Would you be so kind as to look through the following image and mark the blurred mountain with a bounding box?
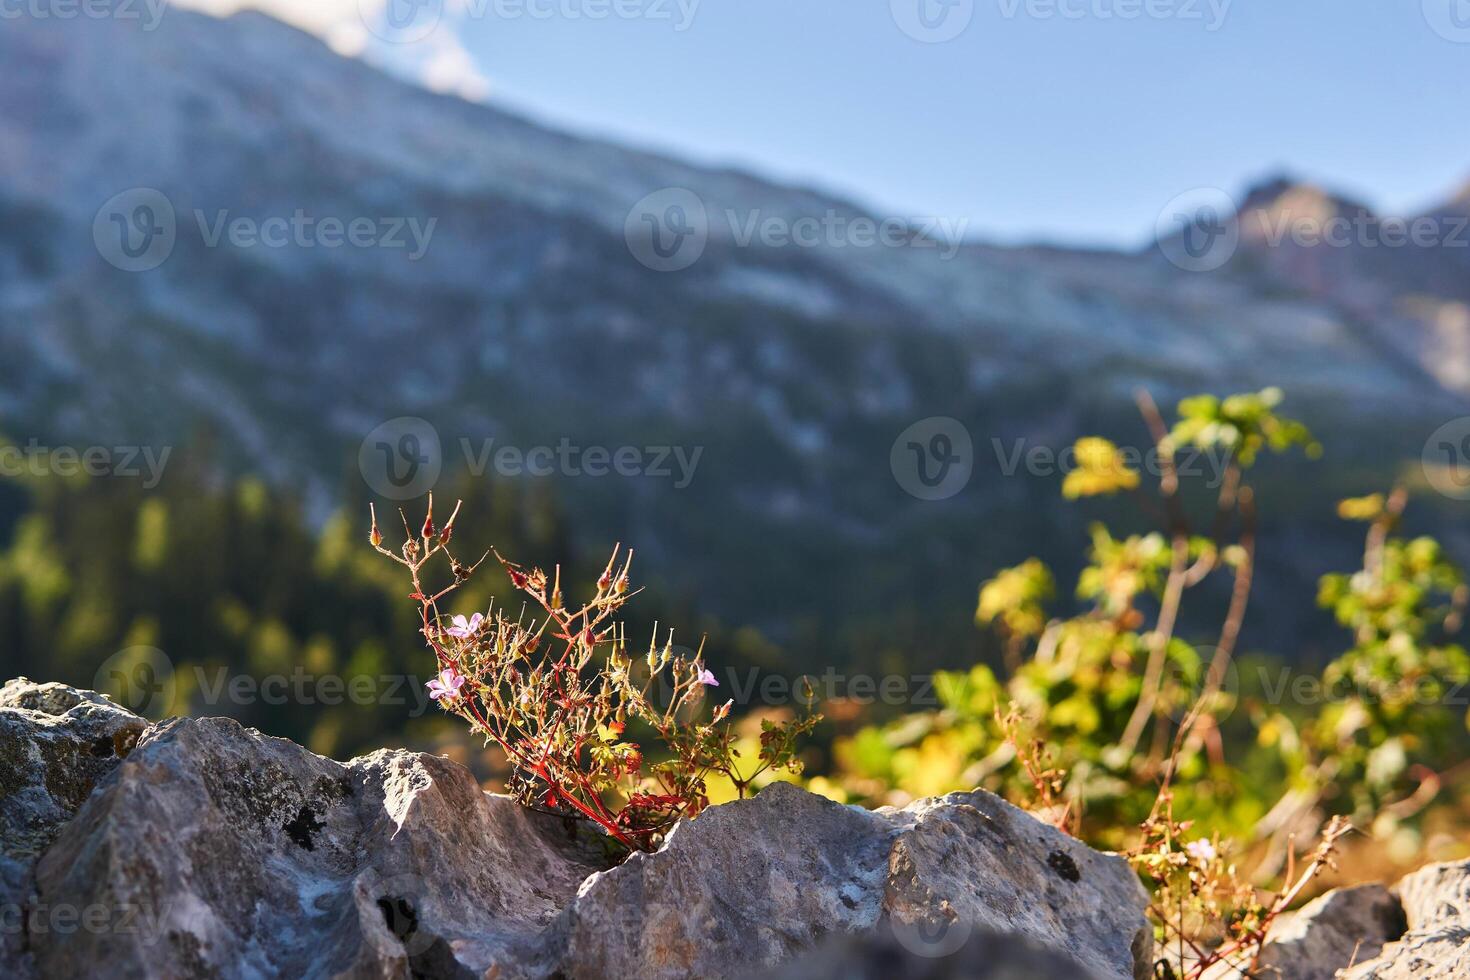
[1,9,1466,671]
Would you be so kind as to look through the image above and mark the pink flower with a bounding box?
[1185,839,1216,862]
[696,668,719,687]
[426,667,467,701]
[445,613,484,639]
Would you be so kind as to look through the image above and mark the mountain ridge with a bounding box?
[1,7,1467,672]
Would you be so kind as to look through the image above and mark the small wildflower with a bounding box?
[1185,838,1217,862]
[696,668,719,687]
[445,613,484,638]
[426,667,467,702]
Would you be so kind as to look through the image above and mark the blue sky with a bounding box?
[456,0,1470,246]
[190,0,1470,247]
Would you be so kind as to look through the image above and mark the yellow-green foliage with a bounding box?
[824,391,1468,870]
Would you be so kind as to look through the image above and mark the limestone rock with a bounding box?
[1251,883,1404,980]
[4,684,1154,980]
[556,783,1152,980]
[757,923,1110,979]
[0,679,149,976]
[28,715,610,979]
[1343,859,1470,979]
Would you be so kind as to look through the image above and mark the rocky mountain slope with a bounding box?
[0,9,1466,667]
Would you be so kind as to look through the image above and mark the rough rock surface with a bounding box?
[3,681,1154,979]
[558,782,1152,980]
[1341,859,1470,979]
[0,678,149,974]
[758,925,1110,979]
[1250,883,1404,980]
[29,714,611,979]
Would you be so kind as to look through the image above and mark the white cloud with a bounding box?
[419,33,492,102]
[170,0,490,99]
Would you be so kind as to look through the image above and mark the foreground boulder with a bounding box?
[1341,859,1470,979]
[2,680,1153,979]
[759,925,1113,979]
[0,679,148,974]
[1250,883,1404,980]
[29,715,610,978]
[560,781,1151,980]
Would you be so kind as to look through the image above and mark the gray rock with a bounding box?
[8,687,1152,980]
[1343,859,1470,979]
[1249,883,1405,980]
[757,923,1110,979]
[557,783,1152,980]
[0,678,149,976]
[28,715,611,979]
